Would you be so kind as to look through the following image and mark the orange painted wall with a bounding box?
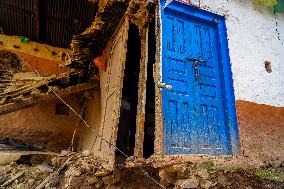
[236,100,284,166]
[0,47,66,74]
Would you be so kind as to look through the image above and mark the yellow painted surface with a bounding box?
[0,34,72,62]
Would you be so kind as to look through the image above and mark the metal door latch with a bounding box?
[186,57,207,80]
[157,83,173,91]
[186,57,207,64]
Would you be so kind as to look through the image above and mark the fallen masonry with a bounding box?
[0,152,283,189]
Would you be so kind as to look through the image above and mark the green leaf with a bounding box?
[255,0,278,6]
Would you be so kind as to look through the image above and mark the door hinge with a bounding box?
[157,83,173,91]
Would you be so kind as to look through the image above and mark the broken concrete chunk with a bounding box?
[45,175,60,188]
[95,179,103,188]
[217,172,230,188]
[176,176,200,189]
[0,175,7,185]
[196,168,209,179]
[15,182,24,189]
[37,162,54,173]
[102,175,113,185]
[85,176,99,185]
[95,169,112,177]
[200,180,215,189]
[159,169,176,184]
[9,161,17,167]
[59,150,72,157]
[65,167,82,177]
[65,175,84,189]
[28,178,36,185]
[81,150,91,157]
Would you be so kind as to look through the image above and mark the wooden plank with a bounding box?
[134,26,149,158]
[0,83,98,116]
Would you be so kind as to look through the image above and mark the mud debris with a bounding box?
[0,152,283,189]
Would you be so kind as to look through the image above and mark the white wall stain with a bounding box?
[201,0,284,107]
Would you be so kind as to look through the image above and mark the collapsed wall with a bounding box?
[77,0,156,170]
[0,44,82,151]
[0,97,81,151]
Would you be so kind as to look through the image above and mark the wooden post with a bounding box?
[134,26,149,158]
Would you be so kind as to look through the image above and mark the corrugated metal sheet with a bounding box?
[0,0,36,40]
[0,0,98,48]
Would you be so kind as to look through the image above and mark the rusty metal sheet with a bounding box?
[0,0,98,48]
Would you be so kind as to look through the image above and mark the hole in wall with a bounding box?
[265,61,272,73]
[55,103,69,116]
[116,23,141,163]
[143,19,156,159]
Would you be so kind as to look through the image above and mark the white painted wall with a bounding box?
[200,0,284,107]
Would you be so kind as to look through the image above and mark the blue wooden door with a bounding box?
[162,3,236,155]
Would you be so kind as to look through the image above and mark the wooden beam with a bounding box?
[0,83,98,116]
[134,26,149,158]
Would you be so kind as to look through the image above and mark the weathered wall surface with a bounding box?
[0,96,81,151]
[199,0,284,164]
[78,91,102,151]
[200,0,284,107]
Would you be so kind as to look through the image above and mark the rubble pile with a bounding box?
[158,162,284,189]
[0,152,111,189]
[0,151,283,189]
[0,152,159,189]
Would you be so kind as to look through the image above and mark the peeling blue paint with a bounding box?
[161,0,240,155]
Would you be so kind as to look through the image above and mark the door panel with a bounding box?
[97,18,129,169]
[162,8,230,154]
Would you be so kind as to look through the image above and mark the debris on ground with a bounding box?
[0,138,42,151]
[0,152,283,189]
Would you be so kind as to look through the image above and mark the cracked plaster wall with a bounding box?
[0,96,81,151]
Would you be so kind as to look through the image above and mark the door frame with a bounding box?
[159,1,240,155]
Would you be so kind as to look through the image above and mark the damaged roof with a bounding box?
[0,50,98,115]
[0,0,98,48]
[0,0,156,115]
[1,0,156,69]
[0,82,97,116]
[70,0,155,67]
